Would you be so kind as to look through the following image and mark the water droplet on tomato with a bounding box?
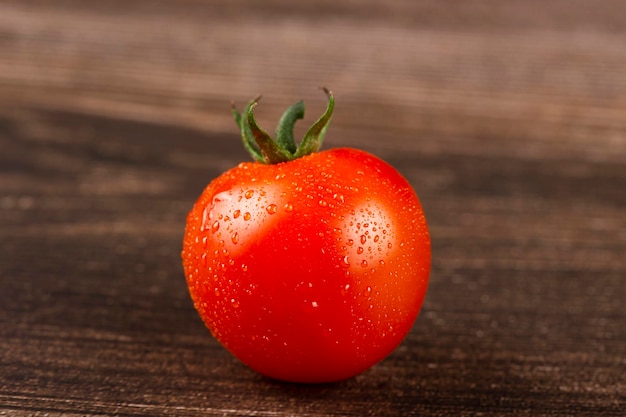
[374,235,380,242]
[333,193,345,203]
[244,190,254,199]
[346,239,354,246]
[361,259,368,268]
[318,200,328,207]
[241,264,248,272]
[243,212,251,221]
[357,247,364,254]
[360,235,367,244]
[233,209,241,219]
[284,203,293,212]
[211,221,220,234]
[266,204,277,214]
[341,255,350,267]
[231,232,239,244]
[340,283,351,296]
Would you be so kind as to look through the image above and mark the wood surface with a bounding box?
[1,1,625,415]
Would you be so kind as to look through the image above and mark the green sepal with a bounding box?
[232,88,335,164]
[275,100,305,154]
[232,98,264,162]
[295,88,334,158]
[247,102,293,164]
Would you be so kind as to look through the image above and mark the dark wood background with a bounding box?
[1,1,624,415]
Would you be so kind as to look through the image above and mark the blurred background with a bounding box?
[3,0,626,158]
[1,1,625,416]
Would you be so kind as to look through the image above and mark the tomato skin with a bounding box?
[182,147,430,383]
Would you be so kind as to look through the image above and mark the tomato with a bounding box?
[182,89,430,383]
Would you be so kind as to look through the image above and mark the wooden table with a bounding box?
[1,1,624,415]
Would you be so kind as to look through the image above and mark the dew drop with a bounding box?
[266,204,278,214]
[360,235,367,244]
[211,221,220,234]
[201,206,211,231]
[318,200,328,207]
[231,232,239,244]
[233,210,241,219]
[244,190,254,199]
[361,259,368,268]
[357,247,364,254]
[374,235,380,242]
[341,255,350,267]
[346,239,354,246]
[379,260,386,266]
[284,203,294,212]
[241,264,248,272]
[341,283,351,295]
[243,212,251,221]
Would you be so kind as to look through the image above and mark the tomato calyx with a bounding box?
[232,88,335,164]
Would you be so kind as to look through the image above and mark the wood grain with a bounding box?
[1,1,625,416]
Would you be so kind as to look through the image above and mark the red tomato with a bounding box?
[182,90,430,383]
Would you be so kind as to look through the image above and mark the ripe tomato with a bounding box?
[182,89,430,383]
